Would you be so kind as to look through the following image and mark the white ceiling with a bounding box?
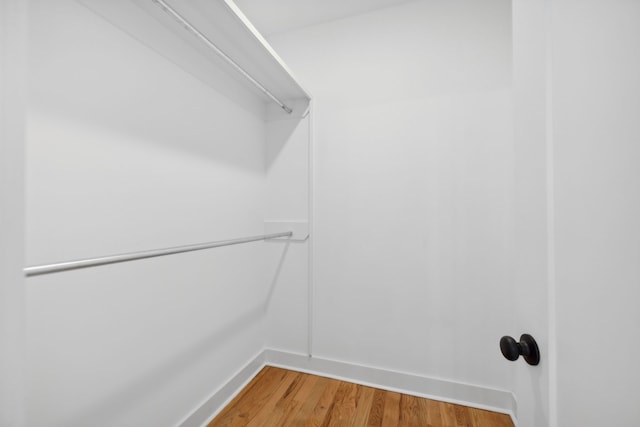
[233,0,419,36]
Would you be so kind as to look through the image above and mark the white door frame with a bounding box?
[0,0,27,425]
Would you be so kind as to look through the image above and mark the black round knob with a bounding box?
[500,336,520,361]
[499,334,540,366]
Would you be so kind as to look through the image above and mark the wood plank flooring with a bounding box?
[208,367,514,427]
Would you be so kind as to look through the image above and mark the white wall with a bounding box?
[0,0,27,426]
[552,1,640,426]
[264,103,310,354]
[25,1,283,425]
[268,0,516,398]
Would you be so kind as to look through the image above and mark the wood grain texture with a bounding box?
[208,367,514,427]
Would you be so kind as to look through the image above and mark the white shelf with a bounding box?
[77,0,311,115]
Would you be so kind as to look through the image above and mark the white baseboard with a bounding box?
[177,351,266,427]
[265,349,517,422]
[179,348,517,427]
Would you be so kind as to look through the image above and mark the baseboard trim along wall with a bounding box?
[177,351,267,427]
[265,350,517,424]
[179,349,517,427]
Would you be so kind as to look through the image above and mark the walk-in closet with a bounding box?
[1,1,639,426]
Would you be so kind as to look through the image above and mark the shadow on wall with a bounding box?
[264,239,291,308]
[62,241,292,427]
[265,100,310,171]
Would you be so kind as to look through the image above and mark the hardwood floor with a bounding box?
[208,366,514,427]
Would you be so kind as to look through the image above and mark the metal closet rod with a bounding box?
[151,0,293,114]
[24,231,292,277]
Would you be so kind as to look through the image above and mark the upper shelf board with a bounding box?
[77,0,311,114]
